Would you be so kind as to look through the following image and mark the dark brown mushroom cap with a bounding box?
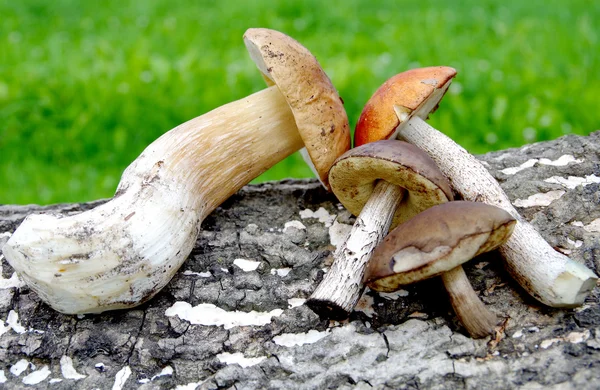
[329,140,453,228]
[243,28,351,190]
[364,201,516,292]
[354,66,457,147]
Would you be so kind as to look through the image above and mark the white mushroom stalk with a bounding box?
[349,66,597,308]
[400,115,598,307]
[309,181,404,318]
[306,140,452,319]
[307,68,459,320]
[3,88,301,314]
[2,28,350,314]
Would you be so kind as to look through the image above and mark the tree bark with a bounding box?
[1,132,599,389]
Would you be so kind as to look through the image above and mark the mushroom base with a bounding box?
[2,86,305,314]
[306,180,405,319]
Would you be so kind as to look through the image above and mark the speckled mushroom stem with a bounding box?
[400,116,598,307]
[441,266,498,338]
[306,181,404,319]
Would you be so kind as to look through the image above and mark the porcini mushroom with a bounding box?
[306,140,452,319]
[355,67,597,307]
[365,201,516,338]
[2,28,350,314]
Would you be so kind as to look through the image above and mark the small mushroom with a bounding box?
[306,139,452,319]
[364,201,516,338]
[2,28,350,314]
[355,67,598,307]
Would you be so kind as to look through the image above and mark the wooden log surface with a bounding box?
[1,131,599,389]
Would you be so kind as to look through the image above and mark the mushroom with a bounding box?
[306,139,452,319]
[355,67,597,307]
[364,201,516,338]
[2,28,350,314]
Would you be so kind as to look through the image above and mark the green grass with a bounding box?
[1,0,598,205]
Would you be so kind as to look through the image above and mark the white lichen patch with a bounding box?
[565,330,590,344]
[0,272,25,290]
[165,301,284,329]
[7,310,25,334]
[377,290,409,300]
[299,207,336,227]
[0,310,26,337]
[270,268,292,277]
[513,190,565,208]
[0,370,6,384]
[540,155,584,166]
[328,220,353,248]
[233,258,261,272]
[10,359,30,376]
[273,329,331,347]
[217,352,266,368]
[112,366,132,390]
[175,382,202,390]
[182,270,212,278]
[539,330,590,349]
[544,174,600,189]
[540,338,561,349]
[22,366,51,385]
[283,220,306,232]
[60,356,86,380]
[138,366,173,384]
[287,298,306,308]
[153,366,173,379]
[583,218,600,233]
[501,155,583,175]
[566,238,583,248]
[501,159,537,175]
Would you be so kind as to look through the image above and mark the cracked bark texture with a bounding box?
[1,131,600,389]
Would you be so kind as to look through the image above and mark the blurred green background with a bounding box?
[1,0,598,205]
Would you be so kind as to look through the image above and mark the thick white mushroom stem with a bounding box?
[307,181,404,319]
[441,266,497,338]
[3,86,304,314]
[400,115,598,307]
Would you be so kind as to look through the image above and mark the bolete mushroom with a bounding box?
[306,139,452,319]
[2,28,350,314]
[364,201,516,338]
[355,67,598,307]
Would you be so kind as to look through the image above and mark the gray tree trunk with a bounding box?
[1,131,599,389]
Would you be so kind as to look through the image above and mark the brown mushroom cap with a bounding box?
[329,140,453,228]
[364,201,516,292]
[354,67,457,147]
[243,28,350,190]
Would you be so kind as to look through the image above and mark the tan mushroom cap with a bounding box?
[329,140,453,229]
[364,201,516,292]
[354,66,457,147]
[243,28,350,190]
